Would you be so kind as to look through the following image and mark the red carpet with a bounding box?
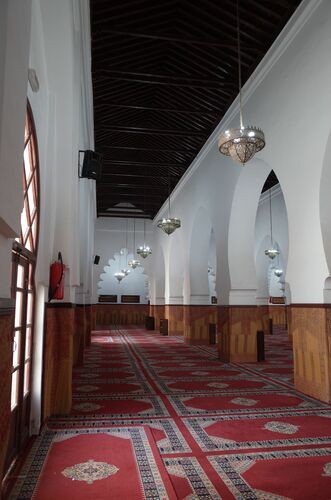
[9,326,331,499]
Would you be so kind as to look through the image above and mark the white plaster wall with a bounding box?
[168,229,185,303]
[26,0,94,434]
[152,0,331,305]
[27,0,95,301]
[94,218,153,303]
[0,0,32,297]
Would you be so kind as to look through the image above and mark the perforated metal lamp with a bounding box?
[265,248,279,259]
[157,172,181,235]
[218,0,265,165]
[137,219,152,258]
[128,218,140,268]
[137,245,152,258]
[219,126,265,165]
[265,187,279,259]
[114,271,125,283]
[157,217,181,235]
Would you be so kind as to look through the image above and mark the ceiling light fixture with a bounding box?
[137,218,152,258]
[114,271,125,283]
[218,0,265,165]
[128,218,140,268]
[157,169,181,235]
[265,187,279,259]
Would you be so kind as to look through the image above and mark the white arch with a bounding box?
[188,206,213,304]
[228,160,272,304]
[255,181,289,304]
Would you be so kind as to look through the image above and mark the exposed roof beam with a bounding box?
[94,102,220,117]
[93,28,264,51]
[98,126,206,137]
[94,73,235,91]
[99,145,196,154]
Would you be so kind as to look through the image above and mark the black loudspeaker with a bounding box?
[94,255,100,265]
[81,150,102,180]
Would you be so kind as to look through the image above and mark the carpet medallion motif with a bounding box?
[231,397,257,406]
[8,327,331,499]
[263,421,299,434]
[322,461,331,476]
[61,459,119,484]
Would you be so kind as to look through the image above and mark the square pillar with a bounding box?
[183,305,217,345]
[291,305,331,403]
[164,305,184,336]
[218,305,268,362]
[73,305,85,366]
[43,303,75,418]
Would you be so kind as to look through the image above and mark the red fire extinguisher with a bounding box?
[49,252,65,301]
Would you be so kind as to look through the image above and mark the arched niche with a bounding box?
[228,160,275,304]
[97,248,149,303]
[255,174,289,304]
[168,230,185,303]
[189,206,213,304]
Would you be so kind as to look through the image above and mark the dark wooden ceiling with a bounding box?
[90,0,301,219]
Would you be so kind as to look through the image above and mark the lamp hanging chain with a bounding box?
[125,218,128,266]
[143,188,146,244]
[236,0,243,129]
[269,188,273,245]
[168,169,171,218]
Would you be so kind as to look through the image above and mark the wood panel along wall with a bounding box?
[0,310,14,488]
[150,305,165,331]
[269,305,287,327]
[291,305,331,403]
[93,304,149,327]
[43,304,74,418]
[218,306,269,362]
[73,305,85,367]
[183,306,217,345]
[165,305,184,336]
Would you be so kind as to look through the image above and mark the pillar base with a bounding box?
[218,305,269,363]
[291,305,331,403]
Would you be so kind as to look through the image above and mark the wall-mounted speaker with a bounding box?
[94,255,100,265]
[80,150,102,180]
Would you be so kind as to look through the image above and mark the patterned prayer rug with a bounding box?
[8,327,331,499]
[9,427,177,499]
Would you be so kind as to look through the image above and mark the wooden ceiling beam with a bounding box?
[92,28,264,51]
[97,125,206,137]
[99,144,195,154]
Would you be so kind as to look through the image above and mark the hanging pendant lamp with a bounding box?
[121,220,130,276]
[157,169,181,235]
[265,187,279,259]
[218,0,265,165]
[137,219,152,258]
[274,268,283,278]
[128,218,140,268]
[114,271,125,283]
